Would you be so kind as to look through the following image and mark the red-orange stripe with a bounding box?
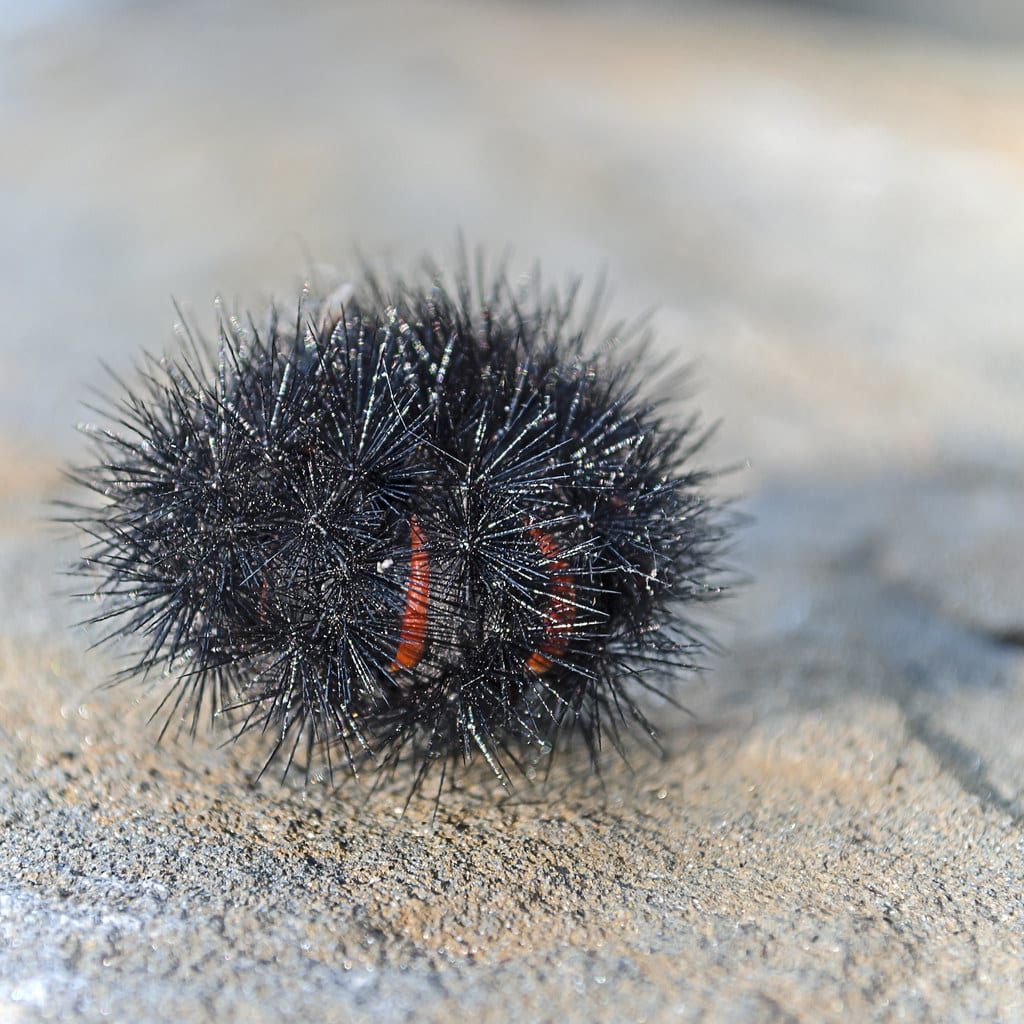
[389,515,430,672]
[525,528,576,674]
[259,575,270,624]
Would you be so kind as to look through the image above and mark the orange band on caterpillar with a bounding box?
[525,528,576,674]
[389,515,430,672]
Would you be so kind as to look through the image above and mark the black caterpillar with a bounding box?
[69,261,729,791]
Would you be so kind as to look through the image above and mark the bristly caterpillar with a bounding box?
[67,257,731,795]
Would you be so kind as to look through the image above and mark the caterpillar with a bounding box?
[68,259,730,793]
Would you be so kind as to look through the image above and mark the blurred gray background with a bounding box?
[2,2,1023,1022]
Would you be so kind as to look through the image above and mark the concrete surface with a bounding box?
[2,1,1023,1021]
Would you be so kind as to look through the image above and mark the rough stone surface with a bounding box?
[2,2,1023,1021]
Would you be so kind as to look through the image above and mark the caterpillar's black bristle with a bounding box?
[66,260,732,795]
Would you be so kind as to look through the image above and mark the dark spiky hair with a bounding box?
[67,260,730,797]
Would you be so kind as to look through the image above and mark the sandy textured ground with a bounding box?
[2,1,1023,1021]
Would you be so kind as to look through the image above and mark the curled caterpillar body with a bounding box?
[69,262,730,789]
